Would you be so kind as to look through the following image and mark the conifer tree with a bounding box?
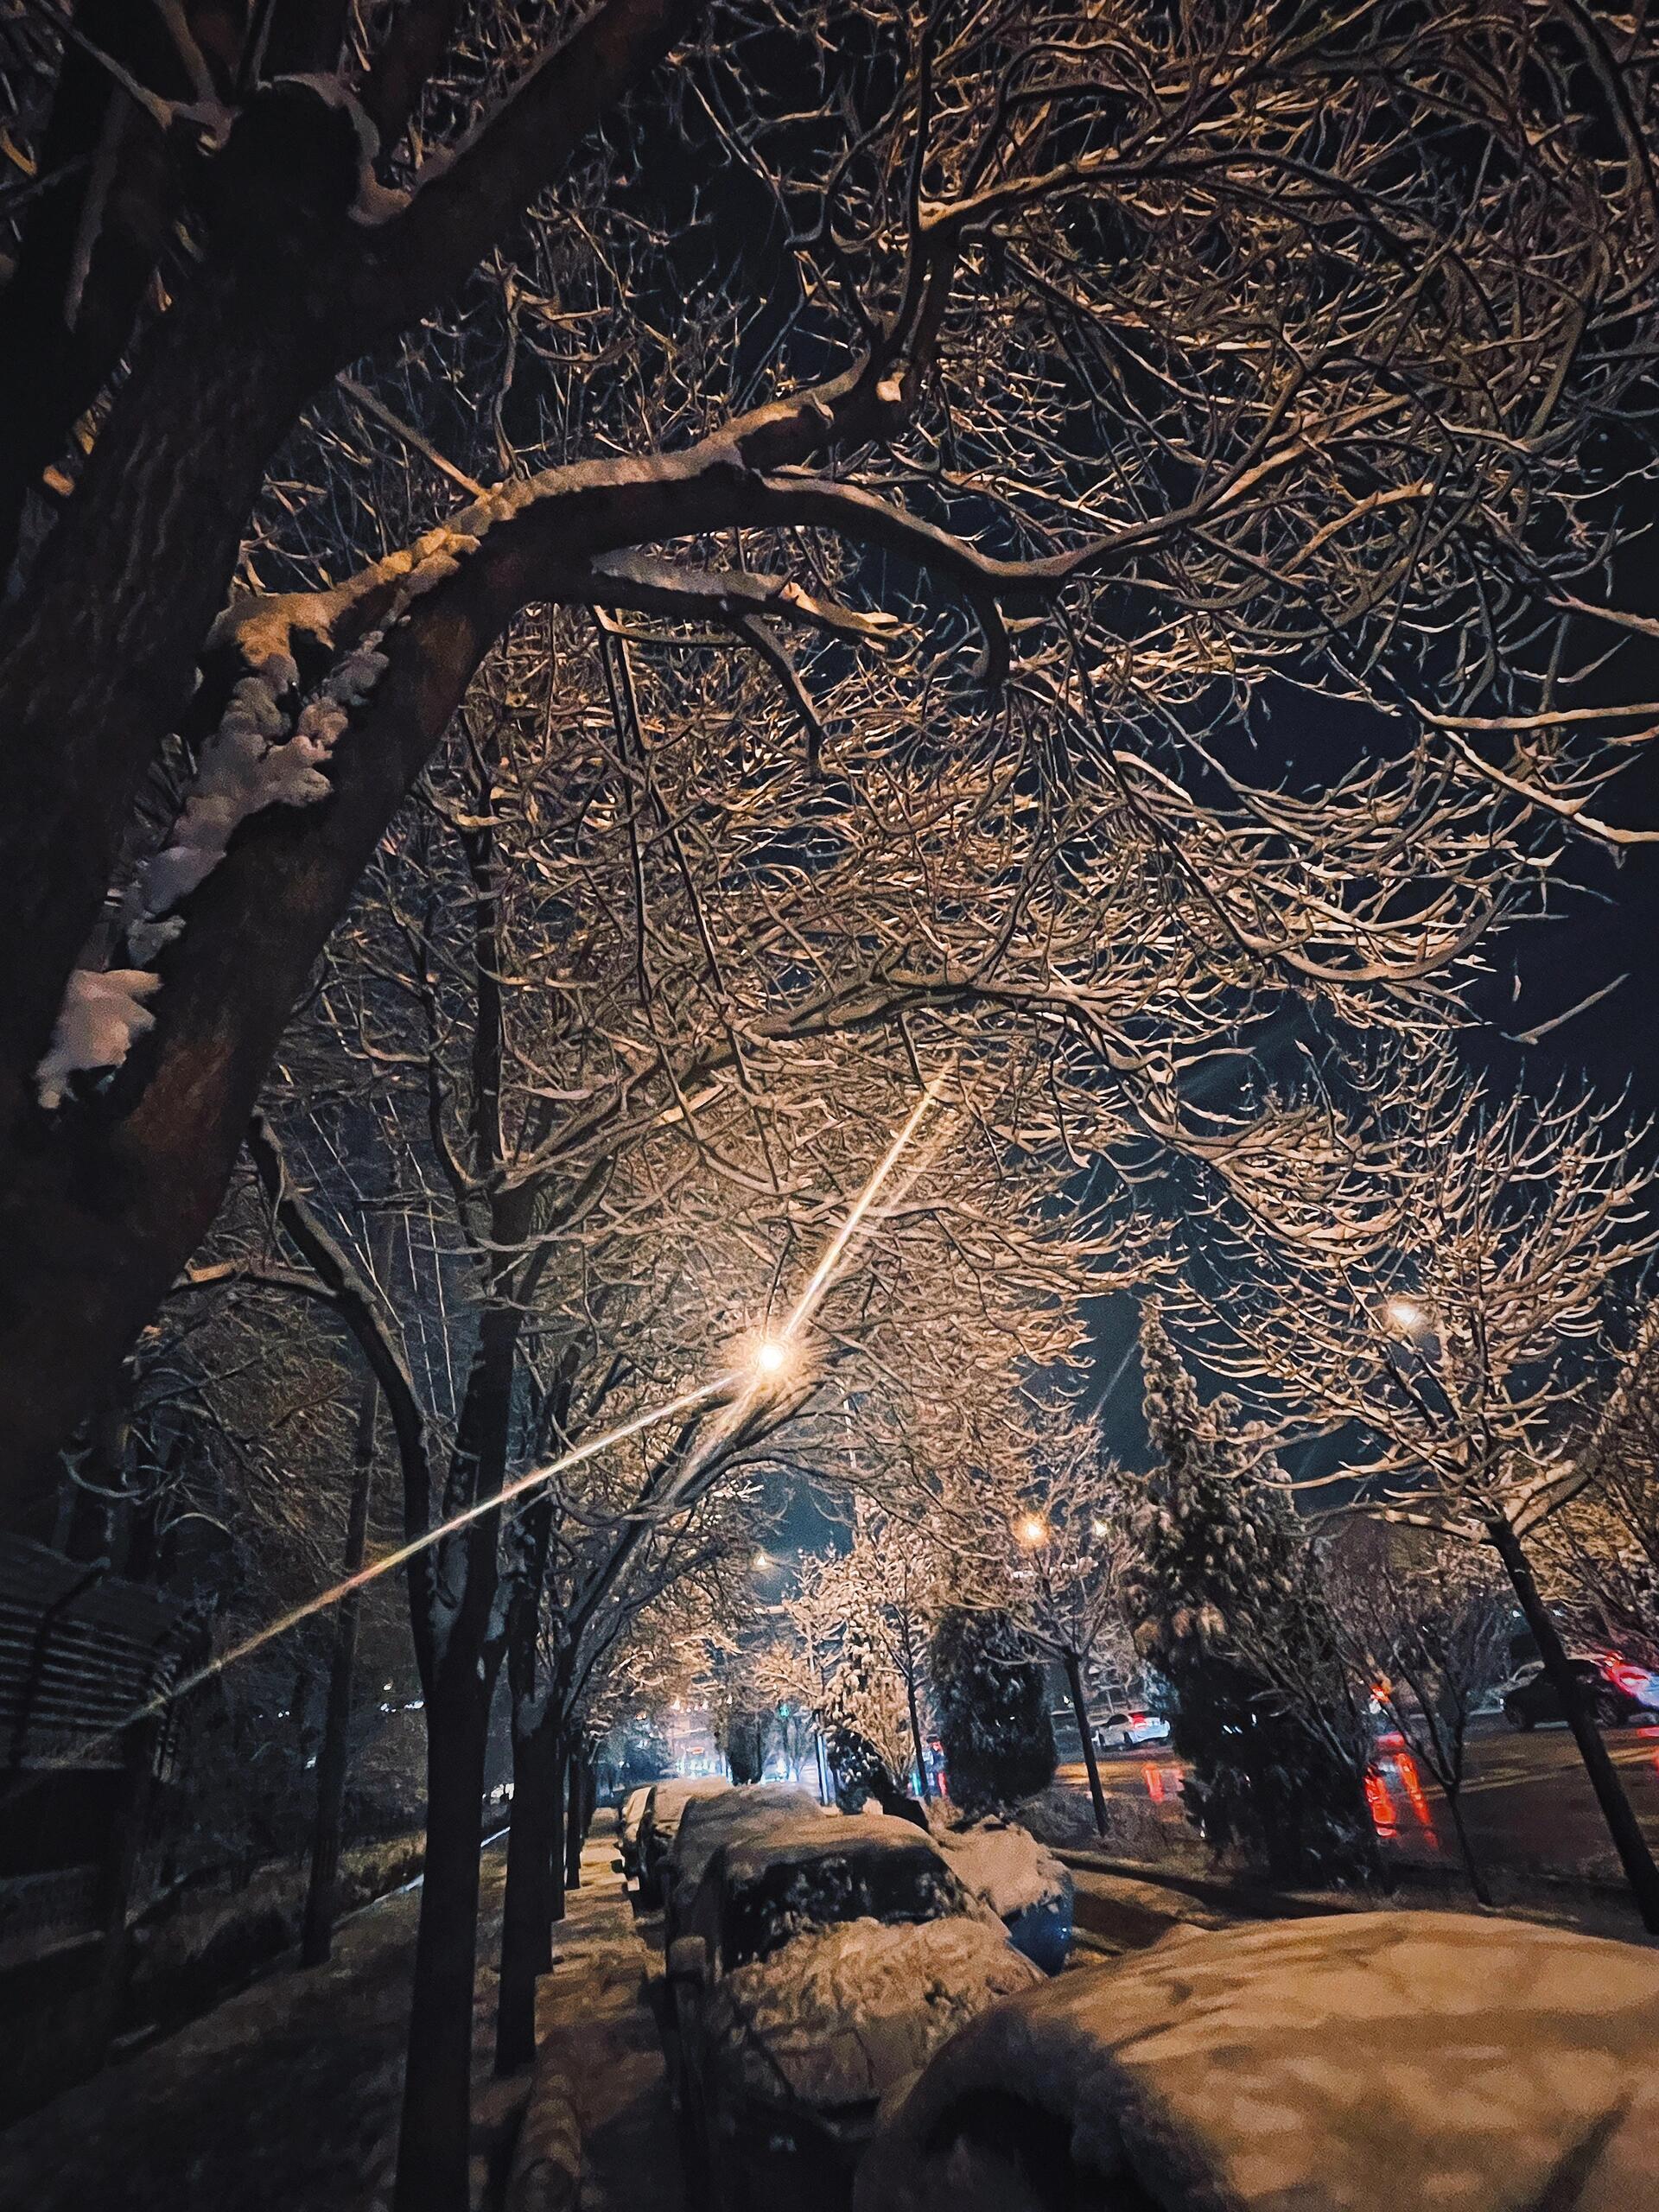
[820,1613,912,1814]
[1126,1306,1376,1885]
[931,1606,1057,1817]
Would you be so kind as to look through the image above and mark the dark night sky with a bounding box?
[770,693,1659,1543]
[1073,517,1659,1477]
[659,59,1659,1526]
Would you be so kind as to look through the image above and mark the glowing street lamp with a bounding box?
[1383,1294,1429,1338]
[1015,1513,1050,1549]
[752,1338,790,1379]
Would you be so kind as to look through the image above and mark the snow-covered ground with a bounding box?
[0,1847,493,2212]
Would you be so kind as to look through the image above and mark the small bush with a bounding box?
[1015,1785,1173,1861]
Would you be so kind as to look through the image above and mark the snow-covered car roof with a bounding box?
[709,1915,1043,2116]
[677,1782,826,1852]
[645,1778,729,1814]
[620,1785,655,1839]
[702,1815,1000,1974]
[855,1910,1659,2212]
[719,1814,942,1885]
[668,1786,831,1920]
[645,1776,730,1828]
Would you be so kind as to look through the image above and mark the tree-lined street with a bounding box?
[6,2,1659,2206]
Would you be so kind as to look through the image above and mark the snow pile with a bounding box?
[35,969,163,1111]
[126,645,388,933]
[35,525,477,1109]
[709,1914,1041,2112]
[931,1818,1067,1920]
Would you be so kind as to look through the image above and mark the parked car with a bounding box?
[637,1777,731,1905]
[620,1784,657,1883]
[929,1818,1073,1974]
[854,1911,1659,2212]
[665,1783,830,1942]
[665,1814,1040,2211]
[1500,1654,1659,1729]
[1096,1707,1171,1749]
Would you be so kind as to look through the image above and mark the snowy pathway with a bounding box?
[514,1820,684,2212]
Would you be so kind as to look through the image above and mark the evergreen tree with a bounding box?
[821,1614,910,1812]
[612,1715,672,1789]
[1125,1306,1376,1885]
[931,1606,1057,1816]
[724,1710,769,1784]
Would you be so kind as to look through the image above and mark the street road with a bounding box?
[1058,1716,1659,1881]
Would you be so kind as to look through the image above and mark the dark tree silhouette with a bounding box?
[1126,1308,1376,1886]
[931,1605,1056,1818]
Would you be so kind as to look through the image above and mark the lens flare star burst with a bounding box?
[25,1071,956,1779]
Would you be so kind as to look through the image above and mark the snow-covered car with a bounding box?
[1501,1654,1659,1730]
[665,1814,1040,2211]
[929,1818,1073,1974]
[1096,1707,1171,1749]
[854,1911,1659,2212]
[665,1783,830,1942]
[637,1777,731,1906]
[620,1784,657,1882]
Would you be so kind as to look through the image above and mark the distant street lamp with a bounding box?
[1015,1513,1050,1549]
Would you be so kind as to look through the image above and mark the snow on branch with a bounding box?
[35,969,163,1113]
[34,528,480,1109]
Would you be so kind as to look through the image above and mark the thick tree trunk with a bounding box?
[0,0,691,1094]
[0,0,697,1537]
[0,4,186,578]
[1062,1648,1109,1839]
[495,1711,563,2073]
[302,1342,382,1967]
[393,1661,494,2212]
[395,1289,517,2209]
[0,275,334,1092]
[1489,1516,1659,1931]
